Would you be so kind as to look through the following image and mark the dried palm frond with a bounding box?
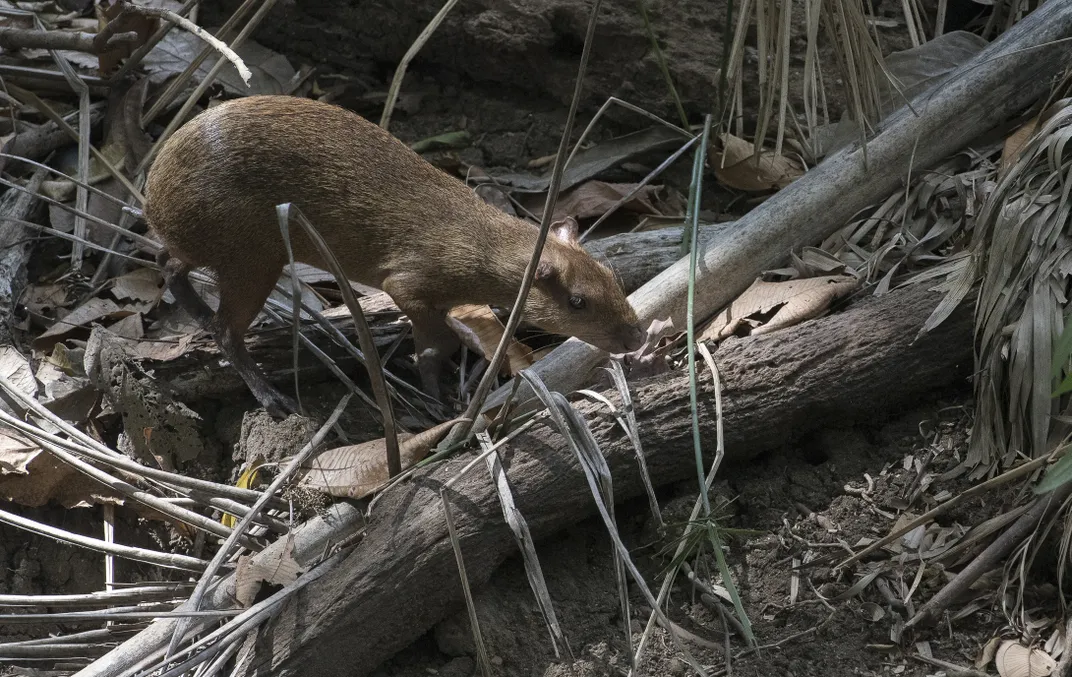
[935,96,1072,472]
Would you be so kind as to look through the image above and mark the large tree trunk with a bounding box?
[244,282,973,676]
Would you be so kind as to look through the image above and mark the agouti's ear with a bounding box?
[550,216,580,245]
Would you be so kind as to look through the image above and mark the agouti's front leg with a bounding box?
[383,277,460,400]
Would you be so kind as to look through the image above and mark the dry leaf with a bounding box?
[143,31,295,96]
[298,419,464,499]
[522,180,665,222]
[624,316,675,380]
[235,538,303,608]
[0,345,37,399]
[713,133,804,192]
[447,304,534,375]
[1001,115,1040,171]
[0,431,117,508]
[34,297,146,350]
[111,268,163,303]
[995,640,1056,677]
[698,275,859,342]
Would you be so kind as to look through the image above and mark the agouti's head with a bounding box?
[523,217,643,354]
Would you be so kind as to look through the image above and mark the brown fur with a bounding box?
[145,95,642,415]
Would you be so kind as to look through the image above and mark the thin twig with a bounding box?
[0,27,139,53]
[120,2,251,85]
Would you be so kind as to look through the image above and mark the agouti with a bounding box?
[145,95,642,416]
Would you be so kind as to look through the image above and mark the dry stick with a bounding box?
[445,0,604,448]
[0,585,189,607]
[0,27,139,52]
[109,0,199,85]
[164,393,351,660]
[120,3,252,86]
[0,506,206,571]
[907,479,1072,629]
[379,0,461,131]
[135,0,278,175]
[0,409,276,507]
[36,12,91,270]
[279,204,401,476]
[139,0,259,122]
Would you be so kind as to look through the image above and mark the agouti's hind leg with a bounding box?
[212,267,298,417]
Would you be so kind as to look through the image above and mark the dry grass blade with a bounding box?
[0,506,206,571]
[278,203,400,475]
[578,361,662,529]
[380,0,460,130]
[439,484,494,677]
[0,375,259,546]
[479,431,571,659]
[134,549,347,677]
[165,393,351,660]
[518,370,709,677]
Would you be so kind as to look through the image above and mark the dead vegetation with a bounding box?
[1,0,1072,676]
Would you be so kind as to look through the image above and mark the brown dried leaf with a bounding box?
[1001,115,1040,171]
[0,431,118,508]
[0,345,37,399]
[523,180,665,222]
[447,304,535,375]
[698,275,859,342]
[624,316,675,380]
[713,133,804,192]
[995,641,1055,677]
[235,538,303,608]
[110,267,163,303]
[298,419,463,499]
[34,296,148,350]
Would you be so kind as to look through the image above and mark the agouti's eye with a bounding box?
[569,295,586,310]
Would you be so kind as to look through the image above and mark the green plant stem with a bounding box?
[686,114,713,514]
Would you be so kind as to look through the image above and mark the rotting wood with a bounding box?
[77,282,974,677]
[482,1,1072,413]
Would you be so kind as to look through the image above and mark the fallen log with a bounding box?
[484,0,1072,413]
[76,281,972,677]
[248,284,973,676]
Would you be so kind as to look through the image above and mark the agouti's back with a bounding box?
[145,95,504,289]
